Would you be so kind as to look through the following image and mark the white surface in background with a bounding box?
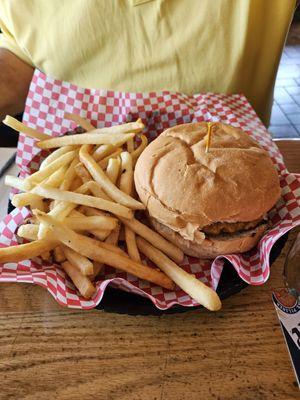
[0,148,19,220]
[0,148,15,170]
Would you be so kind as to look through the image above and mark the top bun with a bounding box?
[134,122,281,241]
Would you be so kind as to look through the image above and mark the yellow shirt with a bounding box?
[0,0,295,125]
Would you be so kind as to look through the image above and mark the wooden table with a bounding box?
[0,141,299,400]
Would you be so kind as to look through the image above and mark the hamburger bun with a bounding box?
[134,122,281,259]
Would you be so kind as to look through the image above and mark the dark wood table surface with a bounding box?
[0,140,299,400]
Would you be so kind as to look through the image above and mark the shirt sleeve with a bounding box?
[0,18,34,66]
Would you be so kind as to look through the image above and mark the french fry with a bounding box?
[136,237,222,311]
[3,116,49,140]
[84,235,128,257]
[61,245,94,276]
[90,118,143,135]
[64,237,122,280]
[5,175,26,191]
[0,239,57,263]
[41,165,68,187]
[60,156,80,191]
[119,152,134,195]
[69,209,85,217]
[42,209,117,240]
[70,176,82,191]
[17,224,38,241]
[119,217,184,264]
[131,135,148,165]
[5,167,67,193]
[47,201,79,220]
[51,160,78,208]
[12,193,45,211]
[40,145,75,170]
[86,181,111,200]
[31,185,133,219]
[37,183,90,239]
[67,117,144,135]
[127,137,134,153]
[98,148,122,169]
[35,211,174,290]
[37,132,135,149]
[80,207,109,218]
[65,215,117,231]
[89,262,104,280]
[53,204,115,238]
[75,162,92,183]
[119,151,140,262]
[76,159,117,200]
[105,156,122,242]
[125,228,141,262]
[105,224,121,245]
[62,261,96,299]
[96,241,128,258]
[64,112,95,132]
[106,157,121,184]
[90,229,112,241]
[93,144,115,162]
[76,206,87,214]
[24,150,76,189]
[80,209,114,237]
[40,251,51,262]
[79,145,144,210]
[54,246,66,263]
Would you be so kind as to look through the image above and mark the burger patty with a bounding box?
[202,218,263,236]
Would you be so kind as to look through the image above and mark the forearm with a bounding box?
[0,49,34,121]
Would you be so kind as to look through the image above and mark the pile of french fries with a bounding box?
[2,114,221,311]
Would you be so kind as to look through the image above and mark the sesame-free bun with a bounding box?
[134,122,281,258]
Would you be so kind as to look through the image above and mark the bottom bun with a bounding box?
[149,217,267,259]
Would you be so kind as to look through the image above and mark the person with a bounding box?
[0,0,296,127]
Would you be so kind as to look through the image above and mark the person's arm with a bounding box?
[0,48,34,122]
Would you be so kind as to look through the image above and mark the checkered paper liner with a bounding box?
[1,69,299,310]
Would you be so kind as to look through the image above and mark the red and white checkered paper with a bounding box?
[1,69,299,310]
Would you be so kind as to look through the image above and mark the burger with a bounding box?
[134,122,281,259]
